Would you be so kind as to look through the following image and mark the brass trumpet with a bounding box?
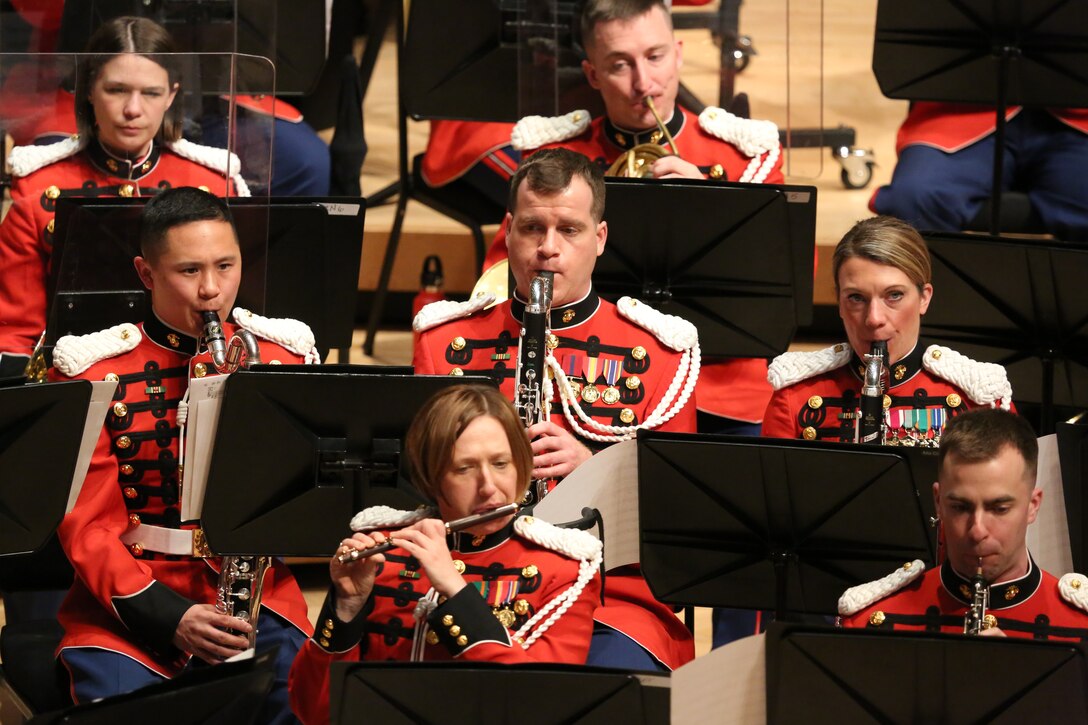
[606,96,679,177]
[337,503,520,564]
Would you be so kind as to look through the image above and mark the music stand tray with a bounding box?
[330,662,669,725]
[636,432,935,617]
[595,178,816,358]
[200,372,497,557]
[766,622,1088,724]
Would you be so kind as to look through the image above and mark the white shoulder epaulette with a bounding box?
[52,323,141,377]
[698,107,780,158]
[167,139,251,197]
[9,135,85,177]
[922,344,1012,410]
[838,560,925,616]
[615,296,698,352]
[413,294,495,334]
[1058,573,1088,613]
[514,514,603,562]
[511,110,591,151]
[767,343,852,390]
[349,504,437,532]
[232,307,320,363]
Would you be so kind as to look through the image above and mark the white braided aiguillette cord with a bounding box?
[515,550,603,649]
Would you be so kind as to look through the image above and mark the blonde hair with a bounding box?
[833,216,931,292]
[405,385,532,503]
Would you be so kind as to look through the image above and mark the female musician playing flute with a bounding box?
[288,385,603,725]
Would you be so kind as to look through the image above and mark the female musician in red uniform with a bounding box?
[763,216,1013,443]
[0,16,248,360]
[289,385,603,725]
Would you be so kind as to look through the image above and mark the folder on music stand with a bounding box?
[636,432,936,618]
[329,662,669,725]
[195,372,497,557]
[595,178,817,358]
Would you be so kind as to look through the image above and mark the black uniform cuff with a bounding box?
[428,585,511,656]
[312,586,371,653]
[112,581,194,657]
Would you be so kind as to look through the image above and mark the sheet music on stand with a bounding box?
[180,375,230,521]
[1028,433,1075,576]
[67,380,120,512]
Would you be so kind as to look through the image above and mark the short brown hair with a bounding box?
[832,216,932,293]
[509,148,606,222]
[580,0,672,52]
[405,385,532,503]
[75,17,183,143]
[939,408,1038,485]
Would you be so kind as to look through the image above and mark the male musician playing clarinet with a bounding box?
[839,408,1088,639]
[414,148,699,671]
[50,187,317,724]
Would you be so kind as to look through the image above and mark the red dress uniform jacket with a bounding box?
[50,312,315,677]
[288,514,603,725]
[841,559,1088,640]
[894,102,1088,155]
[762,342,1013,443]
[0,137,246,355]
[413,291,697,669]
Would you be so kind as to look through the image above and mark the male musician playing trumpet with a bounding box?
[414,148,699,670]
[839,408,1088,638]
[50,187,317,724]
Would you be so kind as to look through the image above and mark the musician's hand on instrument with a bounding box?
[650,155,704,180]
[978,626,1008,637]
[330,533,385,620]
[390,519,468,598]
[527,421,593,479]
[173,604,251,664]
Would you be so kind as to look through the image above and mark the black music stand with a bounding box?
[0,381,91,557]
[765,622,1088,724]
[873,0,1088,236]
[595,178,817,358]
[330,662,669,725]
[1058,422,1088,573]
[199,372,497,557]
[636,431,936,618]
[48,197,364,361]
[28,647,277,725]
[919,231,1088,434]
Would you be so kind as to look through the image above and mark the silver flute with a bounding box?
[336,503,520,564]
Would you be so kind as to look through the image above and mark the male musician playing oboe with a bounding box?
[50,187,317,724]
[839,408,1088,638]
[413,148,699,670]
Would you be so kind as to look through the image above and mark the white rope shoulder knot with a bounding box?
[698,107,780,158]
[838,560,925,616]
[922,345,1012,410]
[616,297,697,352]
[233,307,320,363]
[767,343,852,390]
[511,515,603,650]
[413,294,494,333]
[9,135,85,177]
[167,138,251,197]
[1059,573,1088,613]
[53,323,141,377]
[349,505,437,533]
[511,110,591,151]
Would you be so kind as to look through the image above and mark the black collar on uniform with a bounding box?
[849,341,925,388]
[143,311,199,356]
[509,289,601,330]
[941,556,1042,610]
[448,516,515,554]
[86,138,162,180]
[603,108,686,151]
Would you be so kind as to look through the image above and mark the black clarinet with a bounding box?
[515,271,554,504]
[857,340,888,444]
